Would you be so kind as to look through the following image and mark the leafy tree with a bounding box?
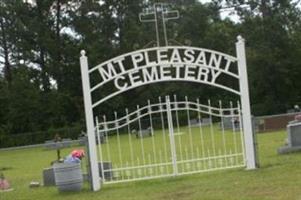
[1,0,301,144]
[216,0,301,114]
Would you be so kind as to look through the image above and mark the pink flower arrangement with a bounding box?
[295,114,301,121]
[0,174,10,191]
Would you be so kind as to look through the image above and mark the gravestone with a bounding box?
[78,136,87,146]
[190,118,212,127]
[96,131,106,144]
[84,162,114,181]
[53,163,83,192]
[220,116,240,131]
[79,132,106,145]
[278,117,301,154]
[136,127,153,138]
[98,162,113,180]
[43,168,55,186]
[190,119,200,127]
[201,118,212,126]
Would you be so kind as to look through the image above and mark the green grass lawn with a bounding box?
[1,129,301,200]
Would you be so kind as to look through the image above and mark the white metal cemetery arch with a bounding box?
[80,36,256,191]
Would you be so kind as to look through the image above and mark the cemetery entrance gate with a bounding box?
[80,37,256,191]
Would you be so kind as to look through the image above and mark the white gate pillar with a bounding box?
[165,96,178,176]
[80,50,101,191]
[236,36,257,169]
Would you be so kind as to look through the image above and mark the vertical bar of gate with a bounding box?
[166,96,178,176]
[159,96,166,134]
[126,108,135,167]
[237,101,246,166]
[115,112,123,168]
[174,95,181,134]
[148,100,158,174]
[219,100,227,167]
[137,105,146,175]
[79,50,100,191]
[174,95,183,163]
[208,100,217,167]
[159,96,168,171]
[230,102,239,164]
[236,36,256,169]
[185,96,195,170]
[95,117,105,183]
[196,98,205,158]
[103,116,112,166]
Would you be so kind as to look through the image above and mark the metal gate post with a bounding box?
[80,50,101,191]
[165,96,178,176]
[236,36,257,169]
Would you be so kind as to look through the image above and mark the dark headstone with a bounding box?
[201,118,212,126]
[93,131,106,144]
[189,118,212,127]
[136,127,153,138]
[189,119,199,127]
[98,162,113,180]
[220,116,240,130]
[78,136,87,146]
[43,168,55,186]
[53,163,83,192]
[96,134,106,144]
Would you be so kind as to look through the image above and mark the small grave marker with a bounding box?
[278,115,301,154]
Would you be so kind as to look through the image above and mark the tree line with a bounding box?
[0,0,301,143]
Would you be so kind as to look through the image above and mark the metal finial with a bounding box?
[237,35,245,43]
[80,50,86,56]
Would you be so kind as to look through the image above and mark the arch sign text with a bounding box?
[90,46,239,107]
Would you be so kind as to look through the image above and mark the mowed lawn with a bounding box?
[1,129,301,200]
